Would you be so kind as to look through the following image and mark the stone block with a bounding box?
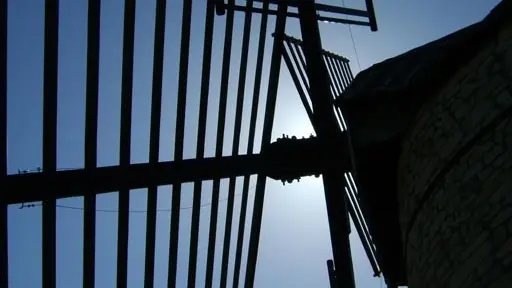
[399,23,512,287]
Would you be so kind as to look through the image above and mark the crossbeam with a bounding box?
[3,135,351,205]
[3,155,262,204]
[226,5,372,27]
[253,0,369,18]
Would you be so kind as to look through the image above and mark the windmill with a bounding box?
[0,1,395,287]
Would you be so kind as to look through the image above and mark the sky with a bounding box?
[4,0,501,287]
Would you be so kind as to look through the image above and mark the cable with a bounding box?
[347,25,362,73]
[16,166,76,174]
[18,185,256,213]
[340,0,362,73]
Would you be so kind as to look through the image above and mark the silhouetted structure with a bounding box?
[0,1,379,288]
[4,0,512,287]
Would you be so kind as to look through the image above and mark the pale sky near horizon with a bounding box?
[5,0,500,287]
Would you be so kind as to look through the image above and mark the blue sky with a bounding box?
[5,0,500,287]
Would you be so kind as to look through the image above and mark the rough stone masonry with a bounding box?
[398,13,512,288]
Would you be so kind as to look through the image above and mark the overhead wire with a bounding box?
[17,186,256,213]
[340,0,362,73]
[347,22,362,72]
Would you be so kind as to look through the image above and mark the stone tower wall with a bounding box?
[397,22,512,287]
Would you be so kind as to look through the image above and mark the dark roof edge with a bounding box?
[336,0,512,105]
